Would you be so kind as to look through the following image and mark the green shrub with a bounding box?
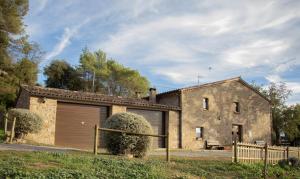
[278,157,300,169]
[103,112,153,158]
[8,108,43,138]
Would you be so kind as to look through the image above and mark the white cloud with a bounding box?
[44,27,79,61]
[224,39,289,67]
[33,0,48,15]
[273,58,299,73]
[24,0,300,104]
[266,74,300,102]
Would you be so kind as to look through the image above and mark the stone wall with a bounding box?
[181,80,271,149]
[24,97,57,145]
[110,105,127,115]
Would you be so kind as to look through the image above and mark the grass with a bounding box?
[0,151,299,179]
[0,129,5,143]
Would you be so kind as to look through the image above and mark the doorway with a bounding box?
[232,124,243,142]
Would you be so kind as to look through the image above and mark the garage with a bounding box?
[55,102,108,149]
[127,108,166,148]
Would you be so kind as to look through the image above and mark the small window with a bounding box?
[196,127,203,139]
[234,102,240,113]
[203,98,209,110]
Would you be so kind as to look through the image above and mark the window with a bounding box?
[203,98,209,110]
[234,102,240,113]
[196,127,203,139]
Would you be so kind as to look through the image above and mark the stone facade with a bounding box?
[25,97,57,145]
[159,80,271,149]
[111,105,127,114]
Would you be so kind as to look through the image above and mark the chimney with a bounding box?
[135,91,141,99]
[149,88,156,103]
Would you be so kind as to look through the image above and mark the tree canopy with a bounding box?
[0,0,41,112]
[251,81,297,144]
[44,49,149,97]
[44,60,83,91]
[44,49,150,97]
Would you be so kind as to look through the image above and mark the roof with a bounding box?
[156,77,271,103]
[21,85,181,111]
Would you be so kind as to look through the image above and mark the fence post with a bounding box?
[234,135,238,163]
[4,112,8,135]
[286,147,289,159]
[165,111,170,162]
[94,125,99,155]
[9,117,16,143]
[166,133,170,162]
[263,142,268,179]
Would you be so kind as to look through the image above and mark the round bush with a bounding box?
[103,112,153,158]
[278,157,300,169]
[8,108,43,138]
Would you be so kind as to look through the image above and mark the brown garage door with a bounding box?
[55,102,108,149]
[127,108,165,148]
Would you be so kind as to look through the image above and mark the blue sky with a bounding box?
[25,0,300,104]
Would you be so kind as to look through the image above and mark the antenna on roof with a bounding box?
[197,74,203,85]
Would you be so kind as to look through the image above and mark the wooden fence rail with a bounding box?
[232,142,300,165]
[93,125,170,162]
[233,140,300,179]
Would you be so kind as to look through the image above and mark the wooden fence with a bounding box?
[93,125,170,162]
[232,142,300,164]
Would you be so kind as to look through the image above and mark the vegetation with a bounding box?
[280,104,300,143]
[8,108,42,138]
[251,82,300,144]
[0,151,299,178]
[0,129,5,143]
[278,157,300,169]
[44,60,83,90]
[79,48,150,96]
[44,49,150,97]
[104,113,153,158]
[0,0,42,112]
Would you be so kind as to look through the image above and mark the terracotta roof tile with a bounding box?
[21,85,181,111]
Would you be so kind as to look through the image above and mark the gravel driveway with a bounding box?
[0,143,80,152]
[0,143,232,159]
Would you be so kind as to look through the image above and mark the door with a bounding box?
[232,124,242,142]
[55,102,108,149]
[127,108,165,148]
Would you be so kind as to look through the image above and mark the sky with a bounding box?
[24,0,300,104]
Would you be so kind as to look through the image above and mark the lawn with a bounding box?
[0,129,5,143]
[0,151,299,179]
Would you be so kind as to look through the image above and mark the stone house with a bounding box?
[154,77,272,149]
[16,76,271,150]
[16,86,181,150]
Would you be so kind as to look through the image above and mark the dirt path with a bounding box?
[0,143,79,152]
[0,143,232,159]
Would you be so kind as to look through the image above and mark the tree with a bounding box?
[0,0,29,67]
[0,0,42,112]
[281,104,300,142]
[78,48,150,97]
[251,81,292,144]
[44,60,83,90]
